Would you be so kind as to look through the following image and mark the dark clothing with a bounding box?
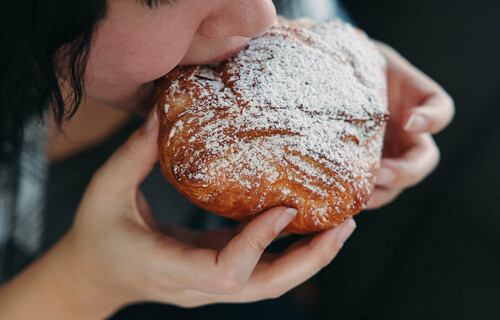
[0,118,47,283]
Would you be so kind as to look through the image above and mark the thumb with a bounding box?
[92,106,159,195]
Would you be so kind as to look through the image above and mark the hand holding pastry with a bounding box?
[367,42,455,209]
[0,108,356,319]
[60,108,356,310]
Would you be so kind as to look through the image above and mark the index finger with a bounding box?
[215,206,297,292]
[228,218,356,303]
[177,218,356,306]
[165,206,297,295]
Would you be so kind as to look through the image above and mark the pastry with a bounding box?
[157,19,388,234]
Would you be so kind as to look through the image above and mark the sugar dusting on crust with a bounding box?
[162,20,388,229]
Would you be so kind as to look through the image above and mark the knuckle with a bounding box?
[87,169,102,189]
[390,165,413,187]
[437,94,455,130]
[435,148,441,166]
[373,199,389,209]
[176,299,204,308]
[175,300,194,308]
[311,244,335,267]
[395,159,427,188]
[117,138,141,163]
[423,136,441,172]
[245,232,270,253]
[370,196,387,209]
[373,189,402,208]
[445,93,455,110]
[217,272,245,294]
[83,168,109,200]
[431,142,441,164]
[430,151,441,174]
[366,196,382,210]
[265,282,286,300]
[401,169,420,187]
[385,189,402,205]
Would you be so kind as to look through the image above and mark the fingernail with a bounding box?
[404,113,427,132]
[274,208,297,233]
[376,167,395,185]
[337,219,356,246]
[143,105,158,133]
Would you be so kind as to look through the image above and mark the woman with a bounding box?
[0,0,453,318]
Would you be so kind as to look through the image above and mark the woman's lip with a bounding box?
[195,43,249,65]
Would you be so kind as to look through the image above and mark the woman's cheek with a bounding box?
[84,77,149,109]
[84,23,198,109]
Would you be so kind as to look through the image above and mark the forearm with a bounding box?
[0,236,120,320]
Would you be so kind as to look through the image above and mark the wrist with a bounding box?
[0,234,123,319]
[47,233,126,319]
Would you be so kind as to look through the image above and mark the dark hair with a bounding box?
[0,0,107,168]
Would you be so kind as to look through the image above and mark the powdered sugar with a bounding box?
[161,20,388,229]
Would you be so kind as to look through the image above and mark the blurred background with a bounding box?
[310,0,500,319]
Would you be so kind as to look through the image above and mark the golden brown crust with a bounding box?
[157,20,388,234]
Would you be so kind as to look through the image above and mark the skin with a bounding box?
[367,42,454,208]
[0,0,454,318]
[85,0,277,114]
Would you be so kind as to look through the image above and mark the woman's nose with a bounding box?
[198,0,276,39]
